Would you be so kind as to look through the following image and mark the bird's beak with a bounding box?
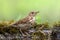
[35,11,39,15]
[35,11,39,13]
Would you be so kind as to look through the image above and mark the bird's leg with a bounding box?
[25,32,30,36]
[20,29,26,36]
[39,30,45,36]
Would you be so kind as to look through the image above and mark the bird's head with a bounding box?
[29,11,39,17]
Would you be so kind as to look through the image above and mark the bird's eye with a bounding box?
[32,13,33,14]
[31,12,34,14]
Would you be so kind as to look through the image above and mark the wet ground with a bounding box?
[0,23,60,40]
[0,26,52,40]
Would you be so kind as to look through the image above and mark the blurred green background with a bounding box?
[0,0,60,24]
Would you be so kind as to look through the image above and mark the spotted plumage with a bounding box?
[12,11,39,25]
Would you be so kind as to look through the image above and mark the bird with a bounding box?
[12,11,39,26]
[10,11,39,36]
